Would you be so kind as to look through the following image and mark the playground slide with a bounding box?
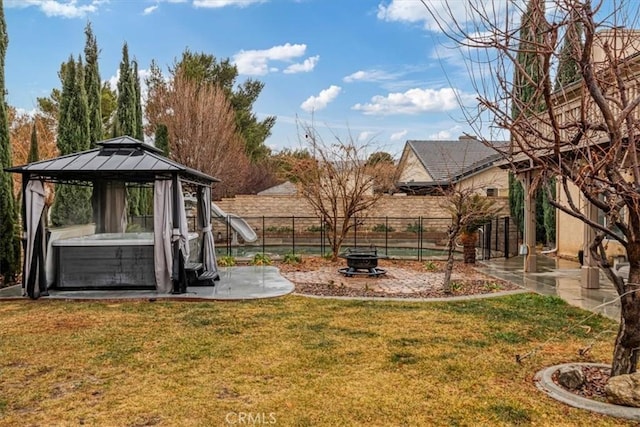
[211,202,258,243]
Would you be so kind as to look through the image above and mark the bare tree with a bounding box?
[283,123,387,260]
[146,69,250,198]
[423,0,640,375]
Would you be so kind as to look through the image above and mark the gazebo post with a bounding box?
[20,173,28,295]
[171,173,182,293]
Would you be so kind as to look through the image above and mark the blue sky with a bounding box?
[4,0,496,157]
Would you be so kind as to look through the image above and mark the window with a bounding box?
[486,188,497,197]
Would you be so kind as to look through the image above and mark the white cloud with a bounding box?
[300,85,341,113]
[5,0,102,19]
[358,131,374,142]
[390,130,407,141]
[143,5,159,15]
[377,0,471,32]
[233,43,308,75]
[352,87,472,115]
[428,130,452,140]
[284,55,319,74]
[193,0,265,8]
[343,69,396,83]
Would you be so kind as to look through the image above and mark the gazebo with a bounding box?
[6,136,220,299]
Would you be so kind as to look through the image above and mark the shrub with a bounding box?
[265,226,293,233]
[405,222,424,233]
[424,261,438,272]
[251,253,272,266]
[371,223,395,233]
[306,224,328,233]
[283,252,302,264]
[218,255,236,267]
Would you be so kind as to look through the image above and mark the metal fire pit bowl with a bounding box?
[338,247,387,277]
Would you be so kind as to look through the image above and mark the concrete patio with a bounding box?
[0,266,295,301]
[0,255,623,322]
[478,255,620,320]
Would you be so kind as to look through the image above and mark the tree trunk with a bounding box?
[460,231,478,264]
[612,256,640,376]
[612,301,640,376]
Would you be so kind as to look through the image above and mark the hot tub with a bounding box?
[52,232,198,290]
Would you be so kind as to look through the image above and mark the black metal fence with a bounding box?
[130,214,521,260]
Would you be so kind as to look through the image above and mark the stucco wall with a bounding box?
[398,148,431,183]
[556,180,626,260]
[456,167,509,197]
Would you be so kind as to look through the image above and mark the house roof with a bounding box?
[6,136,219,186]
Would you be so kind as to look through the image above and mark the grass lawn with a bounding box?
[0,293,631,426]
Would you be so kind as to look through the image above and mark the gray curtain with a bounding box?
[92,181,127,233]
[24,180,46,298]
[176,180,189,262]
[153,179,190,293]
[153,179,173,293]
[198,186,218,273]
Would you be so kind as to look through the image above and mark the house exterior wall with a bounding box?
[398,147,432,183]
[455,166,509,197]
[556,180,626,260]
[533,30,640,262]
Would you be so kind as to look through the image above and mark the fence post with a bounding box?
[504,216,510,259]
[226,215,231,256]
[418,216,423,261]
[385,216,389,256]
[354,216,357,248]
[495,217,499,253]
[292,216,296,255]
[262,216,265,255]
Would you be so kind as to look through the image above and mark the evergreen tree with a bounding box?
[508,173,524,233]
[131,59,150,216]
[84,22,102,146]
[50,57,92,226]
[155,124,170,156]
[115,43,136,137]
[132,59,143,141]
[163,49,275,161]
[0,0,20,283]
[510,0,547,239]
[114,43,140,217]
[28,121,39,163]
[554,12,583,91]
[542,177,556,245]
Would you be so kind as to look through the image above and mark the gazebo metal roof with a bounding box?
[6,136,219,185]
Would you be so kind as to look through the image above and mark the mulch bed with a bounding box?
[276,257,521,298]
[552,365,611,402]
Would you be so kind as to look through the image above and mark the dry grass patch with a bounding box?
[0,295,632,426]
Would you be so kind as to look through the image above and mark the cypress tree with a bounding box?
[84,22,102,146]
[115,43,141,217]
[510,0,546,238]
[115,43,136,137]
[50,57,92,226]
[0,0,20,283]
[28,121,39,163]
[132,59,143,141]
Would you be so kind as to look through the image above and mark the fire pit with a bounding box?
[338,247,387,277]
